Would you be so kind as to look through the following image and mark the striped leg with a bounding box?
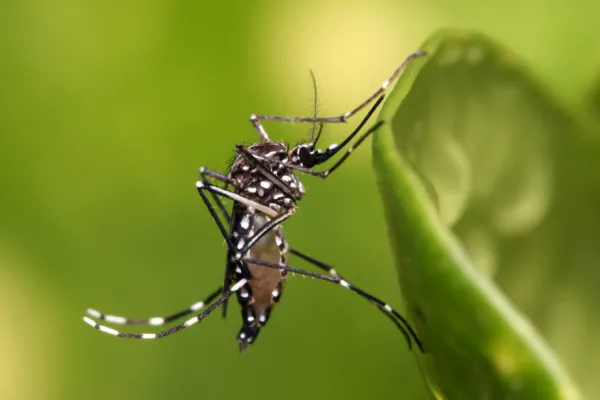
[83,280,248,339]
[196,180,278,218]
[248,51,427,140]
[199,167,236,226]
[244,257,425,353]
[290,248,419,352]
[197,167,239,318]
[85,286,222,327]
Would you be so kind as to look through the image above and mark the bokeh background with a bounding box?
[1,1,599,400]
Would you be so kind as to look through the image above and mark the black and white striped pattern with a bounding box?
[83,51,427,352]
[242,257,424,352]
[85,287,222,327]
[83,280,247,340]
[248,51,427,142]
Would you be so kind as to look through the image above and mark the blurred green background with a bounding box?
[1,1,599,400]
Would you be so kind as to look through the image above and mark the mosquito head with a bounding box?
[289,135,335,169]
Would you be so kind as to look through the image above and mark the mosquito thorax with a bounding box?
[230,141,305,209]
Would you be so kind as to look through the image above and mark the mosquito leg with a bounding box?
[289,248,415,351]
[249,51,426,126]
[196,180,278,218]
[195,175,294,317]
[199,167,232,186]
[85,286,222,327]
[196,178,294,269]
[308,94,385,165]
[83,279,248,339]
[196,168,240,318]
[316,120,383,177]
[249,115,271,142]
[82,173,241,334]
[195,168,295,263]
[243,258,425,353]
[199,168,235,223]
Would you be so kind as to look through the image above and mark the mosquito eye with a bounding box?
[298,146,313,167]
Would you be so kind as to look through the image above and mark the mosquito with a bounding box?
[83,50,427,353]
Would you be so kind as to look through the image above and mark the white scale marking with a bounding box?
[247,315,255,323]
[83,316,96,327]
[275,235,283,247]
[190,301,205,311]
[184,316,199,327]
[273,192,284,200]
[384,304,393,312]
[86,308,101,319]
[232,279,248,291]
[260,180,273,189]
[149,317,165,326]
[259,314,266,323]
[142,333,157,339]
[240,215,250,230]
[340,280,351,289]
[240,289,249,298]
[195,181,277,217]
[328,143,338,151]
[247,186,257,194]
[282,175,292,182]
[105,315,127,324]
[99,325,119,336]
[272,289,279,297]
[237,238,245,250]
[258,188,265,197]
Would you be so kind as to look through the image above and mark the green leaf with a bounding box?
[372,29,583,399]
